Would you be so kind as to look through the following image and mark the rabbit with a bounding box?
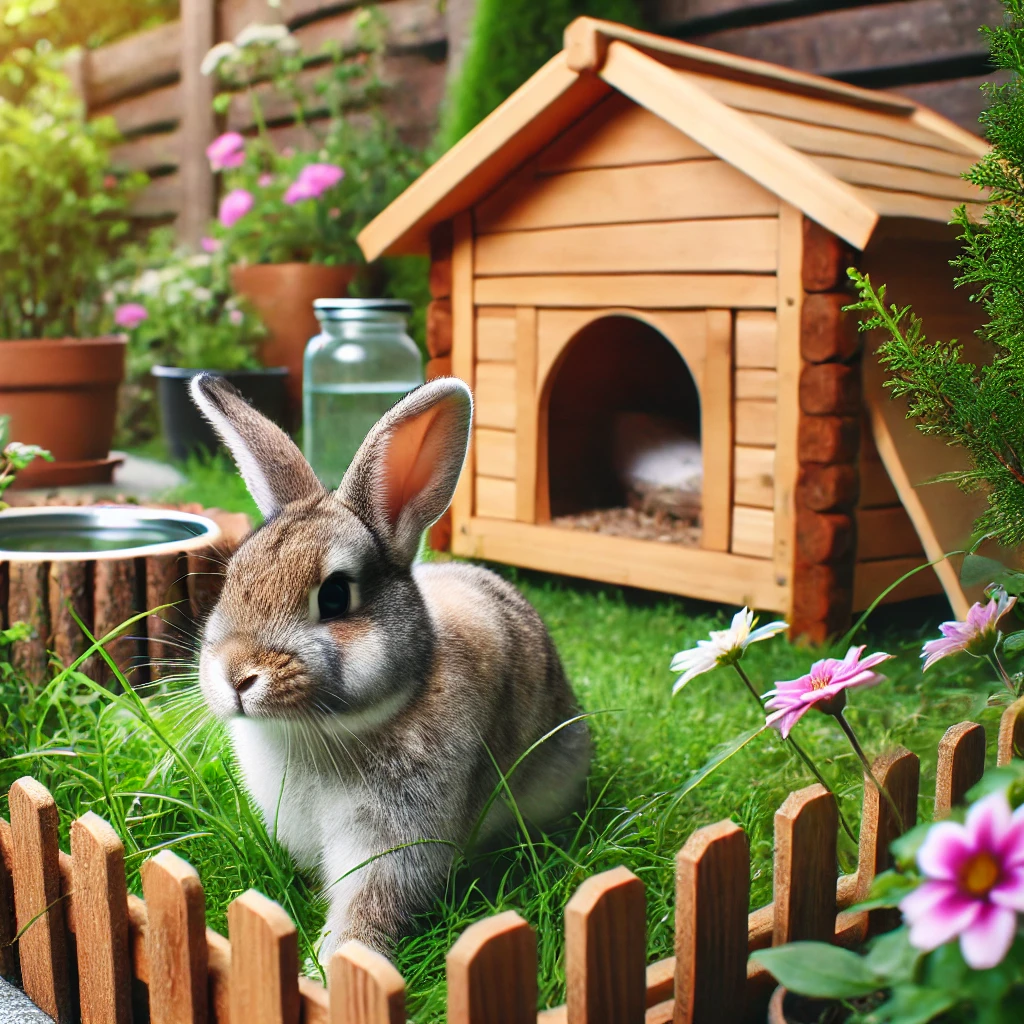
[189,373,591,960]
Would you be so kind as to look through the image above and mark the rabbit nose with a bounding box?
[233,672,260,694]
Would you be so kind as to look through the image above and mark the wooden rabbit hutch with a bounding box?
[358,17,990,642]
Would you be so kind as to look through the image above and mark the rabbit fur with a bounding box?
[189,374,590,960]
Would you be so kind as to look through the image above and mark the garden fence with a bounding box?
[3,699,1023,1024]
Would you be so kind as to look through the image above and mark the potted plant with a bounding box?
[0,48,144,487]
[111,232,280,459]
[199,13,423,414]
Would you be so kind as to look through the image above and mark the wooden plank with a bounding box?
[856,187,984,225]
[475,429,516,480]
[731,506,773,559]
[329,941,405,1024]
[301,978,330,1024]
[733,446,774,508]
[599,43,877,249]
[935,722,986,819]
[701,310,733,552]
[515,307,539,523]
[735,368,777,401]
[9,778,72,1022]
[85,21,181,107]
[93,557,144,687]
[538,92,710,172]
[998,697,1024,767]
[475,273,778,309]
[47,561,90,670]
[8,561,49,681]
[141,850,209,1024]
[899,73,1009,136]
[772,785,837,945]
[71,813,132,1024]
[475,363,517,429]
[450,212,476,532]
[565,866,646,1024]
[131,173,183,219]
[734,311,776,369]
[0,818,17,980]
[477,315,517,362]
[179,0,217,248]
[454,517,789,611]
[734,400,776,447]
[475,218,779,276]
[111,130,182,172]
[228,890,300,1024]
[146,551,192,682]
[93,82,181,136]
[293,0,446,56]
[207,929,232,1024]
[858,463,900,510]
[475,477,516,520]
[674,820,748,1024]
[852,557,943,610]
[475,160,778,234]
[855,507,924,562]
[447,911,536,1024]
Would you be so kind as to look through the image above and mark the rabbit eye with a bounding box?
[316,572,353,621]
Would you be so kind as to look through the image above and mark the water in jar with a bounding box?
[303,299,424,488]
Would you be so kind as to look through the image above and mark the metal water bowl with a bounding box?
[0,506,221,561]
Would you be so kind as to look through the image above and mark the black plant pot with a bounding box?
[152,366,290,462]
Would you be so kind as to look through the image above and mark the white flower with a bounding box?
[201,41,238,76]
[191,287,213,303]
[234,23,292,48]
[670,607,787,694]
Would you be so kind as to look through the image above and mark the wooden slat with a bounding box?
[85,21,182,107]
[898,73,1010,135]
[734,310,776,369]
[475,429,516,480]
[146,551,192,682]
[772,785,837,945]
[733,446,774,508]
[475,477,516,520]
[293,0,446,56]
[998,697,1024,767]
[8,561,49,681]
[565,866,645,1024]
[47,561,90,670]
[475,160,778,234]
[855,506,924,561]
[476,316,517,362]
[856,187,983,224]
[329,941,405,1024]
[475,218,779,276]
[179,0,217,247]
[93,557,144,687]
[207,929,232,1024]
[734,399,776,447]
[852,557,943,610]
[858,464,900,510]
[735,368,777,400]
[935,722,986,819]
[701,310,733,552]
[70,813,132,1024]
[731,506,773,559]
[0,818,17,980]
[674,820,748,1024]
[450,211,476,529]
[9,778,72,1022]
[141,850,209,1024]
[454,518,788,609]
[127,894,148,983]
[447,911,536,1024]
[112,130,182,172]
[228,890,300,1024]
[301,977,330,1024]
[515,307,539,523]
[475,362,517,429]
[93,83,181,136]
[474,274,778,309]
[131,173,183,219]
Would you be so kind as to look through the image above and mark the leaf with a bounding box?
[849,869,920,912]
[750,942,885,999]
[1002,630,1024,655]
[872,985,958,1024]
[961,554,1010,587]
[891,823,936,869]
[866,927,924,984]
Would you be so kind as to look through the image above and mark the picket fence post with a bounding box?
[329,940,405,1024]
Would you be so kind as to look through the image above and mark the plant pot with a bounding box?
[0,336,126,488]
[152,366,289,462]
[768,986,849,1024]
[230,263,357,418]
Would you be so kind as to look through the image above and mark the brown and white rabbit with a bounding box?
[189,374,590,959]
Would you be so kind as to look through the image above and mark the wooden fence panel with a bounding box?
[329,940,405,1024]
[935,721,986,818]
[565,866,646,1024]
[447,911,537,1024]
[141,850,209,1024]
[8,778,73,1023]
[998,697,1024,766]
[70,812,132,1024]
[0,818,17,981]
[47,562,91,668]
[674,820,749,1024]
[145,551,193,682]
[85,21,183,107]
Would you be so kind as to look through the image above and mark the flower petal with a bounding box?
[989,865,1024,911]
[899,879,956,921]
[917,820,975,881]
[765,704,808,739]
[905,891,981,951]
[744,620,788,646]
[959,903,1017,969]
[966,792,1013,851]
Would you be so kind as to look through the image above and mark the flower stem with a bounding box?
[988,651,1015,694]
[835,710,905,834]
[733,665,856,844]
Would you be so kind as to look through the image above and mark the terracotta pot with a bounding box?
[768,986,848,1024]
[231,262,357,420]
[0,336,126,488]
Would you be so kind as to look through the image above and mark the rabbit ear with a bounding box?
[338,378,472,564]
[189,373,324,518]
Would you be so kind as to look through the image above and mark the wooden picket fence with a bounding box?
[3,700,1024,1024]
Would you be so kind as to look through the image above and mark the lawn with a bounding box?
[0,454,1008,1020]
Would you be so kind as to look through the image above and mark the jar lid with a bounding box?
[314,298,412,321]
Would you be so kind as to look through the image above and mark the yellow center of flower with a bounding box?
[961,852,1000,896]
[809,672,831,690]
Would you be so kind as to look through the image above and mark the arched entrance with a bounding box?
[541,315,702,544]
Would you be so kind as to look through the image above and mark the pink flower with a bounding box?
[229,309,244,326]
[922,588,1016,670]
[763,645,893,738]
[218,188,254,228]
[258,173,274,187]
[200,236,222,253]
[206,132,245,170]
[900,791,1024,969]
[113,303,148,329]
[283,162,344,204]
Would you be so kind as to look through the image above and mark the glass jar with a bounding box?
[303,299,424,488]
